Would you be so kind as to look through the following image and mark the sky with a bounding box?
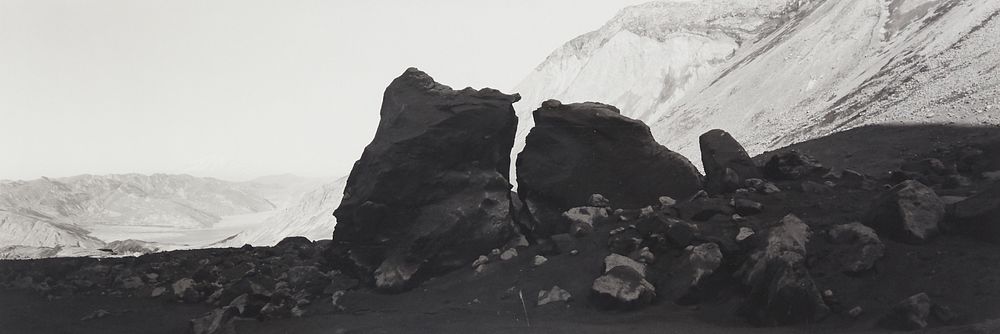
[0,0,656,182]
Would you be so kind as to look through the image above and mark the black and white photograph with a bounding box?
[2,0,1000,332]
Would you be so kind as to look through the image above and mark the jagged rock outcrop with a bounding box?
[863,180,945,244]
[516,100,702,236]
[740,214,829,325]
[332,68,520,292]
[700,129,761,194]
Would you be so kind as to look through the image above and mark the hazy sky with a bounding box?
[1,0,655,181]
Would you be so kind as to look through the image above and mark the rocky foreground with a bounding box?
[3,69,1000,333]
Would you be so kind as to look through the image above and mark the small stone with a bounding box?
[848,306,864,318]
[500,248,518,261]
[330,290,347,311]
[604,253,647,277]
[733,199,763,215]
[736,227,755,242]
[151,286,166,298]
[490,248,501,256]
[639,206,655,218]
[569,250,579,256]
[537,285,572,306]
[81,309,111,321]
[637,247,655,263]
[472,255,489,268]
[588,194,611,207]
[659,196,677,207]
[532,255,548,267]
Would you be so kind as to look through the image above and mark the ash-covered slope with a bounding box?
[516,0,1000,169]
[513,0,809,174]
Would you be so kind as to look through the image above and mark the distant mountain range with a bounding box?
[0,173,310,258]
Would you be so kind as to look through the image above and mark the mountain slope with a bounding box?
[515,0,1000,168]
[233,176,348,246]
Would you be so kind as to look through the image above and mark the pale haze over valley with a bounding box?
[1,0,657,182]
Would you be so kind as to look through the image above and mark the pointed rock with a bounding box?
[699,129,761,194]
[333,68,520,292]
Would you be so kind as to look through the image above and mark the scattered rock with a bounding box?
[863,180,945,244]
[151,286,166,298]
[763,150,828,180]
[332,68,520,292]
[848,306,864,318]
[591,266,656,309]
[736,227,755,242]
[659,196,677,207]
[588,194,611,208]
[662,243,723,304]
[636,247,655,263]
[879,292,932,330]
[500,248,518,261]
[562,206,609,236]
[732,199,763,216]
[744,178,781,194]
[537,285,572,306]
[471,255,489,269]
[80,309,111,321]
[700,129,761,194]
[172,278,200,303]
[532,255,548,267]
[827,222,885,273]
[604,253,647,277]
[517,101,702,237]
[608,226,645,255]
[739,214,829,325]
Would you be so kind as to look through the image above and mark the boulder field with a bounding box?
[3,71,1000,333]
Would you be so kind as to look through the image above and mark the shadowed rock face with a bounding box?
[516,100,703,237]
[700,129,761,194]
[332,68,520,292]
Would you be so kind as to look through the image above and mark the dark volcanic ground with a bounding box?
[3,124,1000,334]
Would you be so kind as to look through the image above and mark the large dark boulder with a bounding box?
[332,68,520,292]
[951,182,1000,243]
[516,100,703,236]
[699,129,761,194]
